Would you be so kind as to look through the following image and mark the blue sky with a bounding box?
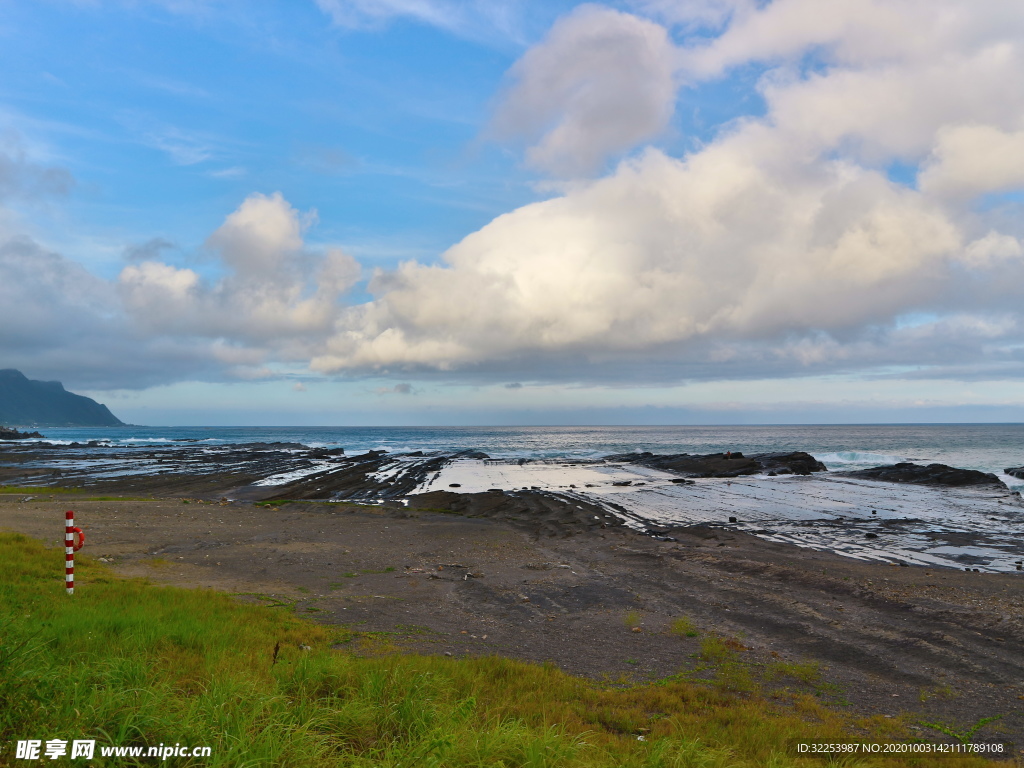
[2,0,1024,425]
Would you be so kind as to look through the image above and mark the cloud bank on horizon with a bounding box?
[2,0,1024,412]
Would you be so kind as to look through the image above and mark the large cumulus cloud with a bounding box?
[309,0,1024,382]
[488,5,677,177]
[118,192,358,344]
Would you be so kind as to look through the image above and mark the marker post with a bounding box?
[65,511,84,595]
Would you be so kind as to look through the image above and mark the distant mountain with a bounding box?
[0,369,124,427]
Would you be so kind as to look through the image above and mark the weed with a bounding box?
[144,557,172,569]
[919,684,959,703]
[699,636,738,664]
[394,624,443,637]
[623,610,642,629]
[667,616,699,638]
[715,663,756,694]
[920,715,1005,745]
[765,659,822,685]
[0,485,82,495]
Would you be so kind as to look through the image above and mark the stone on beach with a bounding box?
[840,462,1004,487]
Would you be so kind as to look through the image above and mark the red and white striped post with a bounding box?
[65,511,84,595]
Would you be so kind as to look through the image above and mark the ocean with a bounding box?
[15,423,1024,491]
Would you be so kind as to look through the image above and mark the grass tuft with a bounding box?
[667,616,699,638]
[623,610,642,629]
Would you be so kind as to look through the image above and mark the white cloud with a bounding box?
[207,191,310,275]
[308,0,1024,381]
[312,143,960,373]
[919,125,1024,198]
[209,166,246,179]
[314,0,529,42]
[118,192,360,344]
[0,132,74,200]
[958,231,1024,269]
[489,5,677,177]
[630,0,749,31]
[118,112,220,166]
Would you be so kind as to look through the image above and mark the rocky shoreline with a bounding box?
[0,426,44,440]
[2,441,1022,571]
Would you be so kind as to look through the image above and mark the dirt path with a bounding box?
[2,492,1022,752]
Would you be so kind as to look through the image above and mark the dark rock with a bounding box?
[309,447,346,458]
[242,441,310,451]
[1005,466,1024,480]
[753,451,828,475]
[841,462,1004,488]
[603,450,826,479]
[603,451,657,462]
[0,425,43,440]
[453,450,490,459]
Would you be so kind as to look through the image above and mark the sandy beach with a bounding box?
[3,475,1023,750]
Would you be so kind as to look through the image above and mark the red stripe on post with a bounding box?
[66,511,75,595]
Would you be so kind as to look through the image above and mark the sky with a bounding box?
[2,0,1024,426]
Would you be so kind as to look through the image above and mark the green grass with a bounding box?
[0,486,153,501]
[0,531,1002,768]
[699,636,742,665]
[765,660,823,686]
[0,485,84,495]
[667,617,699,638]
[253,500,383,509]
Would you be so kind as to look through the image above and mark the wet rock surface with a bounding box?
[407,489,625,538]
[840,462,1005,487]
[604,450,827,477]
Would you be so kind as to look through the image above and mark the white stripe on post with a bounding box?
[65,510,74,595]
